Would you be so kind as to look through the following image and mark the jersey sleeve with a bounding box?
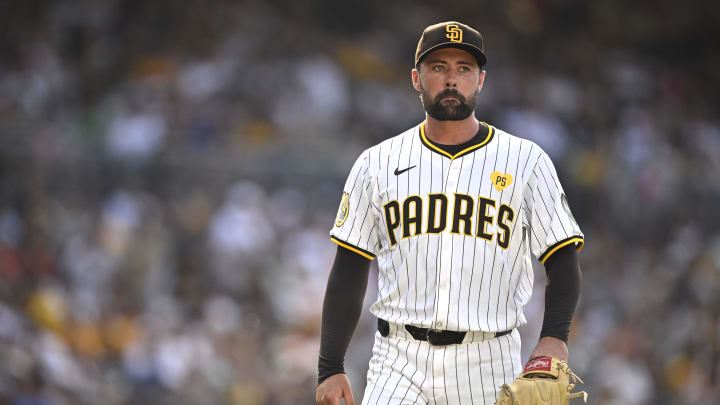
[329,150,380,260]
[524,152,584,264]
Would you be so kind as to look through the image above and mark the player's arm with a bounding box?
[316,245,372,405]
[528,244,581,362]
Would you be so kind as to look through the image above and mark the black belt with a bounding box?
[378,318,511,346]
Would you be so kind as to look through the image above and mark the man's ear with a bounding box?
[478,70,486,92]
[411,68,422,92]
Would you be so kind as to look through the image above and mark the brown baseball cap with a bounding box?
[415,21,487,68]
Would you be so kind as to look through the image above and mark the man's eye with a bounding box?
[433,65,444,72]
[459,66,470,72]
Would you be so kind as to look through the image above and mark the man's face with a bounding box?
[412,47,485,121]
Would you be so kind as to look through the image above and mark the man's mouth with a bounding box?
[437,92,463,103]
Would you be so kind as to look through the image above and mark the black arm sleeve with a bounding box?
[539,244,581,343]
[317,245,372,385]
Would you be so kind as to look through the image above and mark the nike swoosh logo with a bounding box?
[394,165,416,176]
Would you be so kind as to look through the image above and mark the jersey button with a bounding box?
[436,321,444,328]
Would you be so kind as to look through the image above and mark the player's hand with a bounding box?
[528,336,568,362]
[316,373,355,405]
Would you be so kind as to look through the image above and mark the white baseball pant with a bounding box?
[361,322,522,405]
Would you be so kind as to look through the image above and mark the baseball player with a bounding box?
[317,21,586,405]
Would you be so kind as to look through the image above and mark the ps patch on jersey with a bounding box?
[490,171,513,191]
[335,192,350,227]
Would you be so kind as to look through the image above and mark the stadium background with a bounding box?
[1,0,719,404]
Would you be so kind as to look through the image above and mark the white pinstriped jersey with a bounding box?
[330,121,583,333]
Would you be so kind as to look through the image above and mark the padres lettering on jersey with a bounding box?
[381,193,514,249]
[330,122,583,333]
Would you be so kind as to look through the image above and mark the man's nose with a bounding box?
[445,71,457,87]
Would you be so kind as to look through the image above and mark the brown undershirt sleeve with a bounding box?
[540,244,582,343]
[317,245,371,385]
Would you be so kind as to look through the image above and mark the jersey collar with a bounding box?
[419,121,495,160]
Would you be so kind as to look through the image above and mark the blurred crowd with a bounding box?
[1,0,719,404]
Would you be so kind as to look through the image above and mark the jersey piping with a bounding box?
[538,236,584,264]
[331,235,376,260]
[419,121,495,160]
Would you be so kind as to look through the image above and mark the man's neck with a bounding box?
[424,115,480,145]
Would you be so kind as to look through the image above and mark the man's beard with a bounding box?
[420,87,476,121]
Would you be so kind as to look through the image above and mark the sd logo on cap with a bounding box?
[415,21,487,68]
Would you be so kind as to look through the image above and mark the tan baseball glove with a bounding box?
[496,356,588,405]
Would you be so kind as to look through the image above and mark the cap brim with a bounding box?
[416,42,487,68]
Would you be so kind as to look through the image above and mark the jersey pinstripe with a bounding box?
[330,121,583,333]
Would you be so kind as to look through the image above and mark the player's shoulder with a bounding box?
[346,123,419,173]
[490,125,549,162]
[367,123,420,154]
[359,123,421,166]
